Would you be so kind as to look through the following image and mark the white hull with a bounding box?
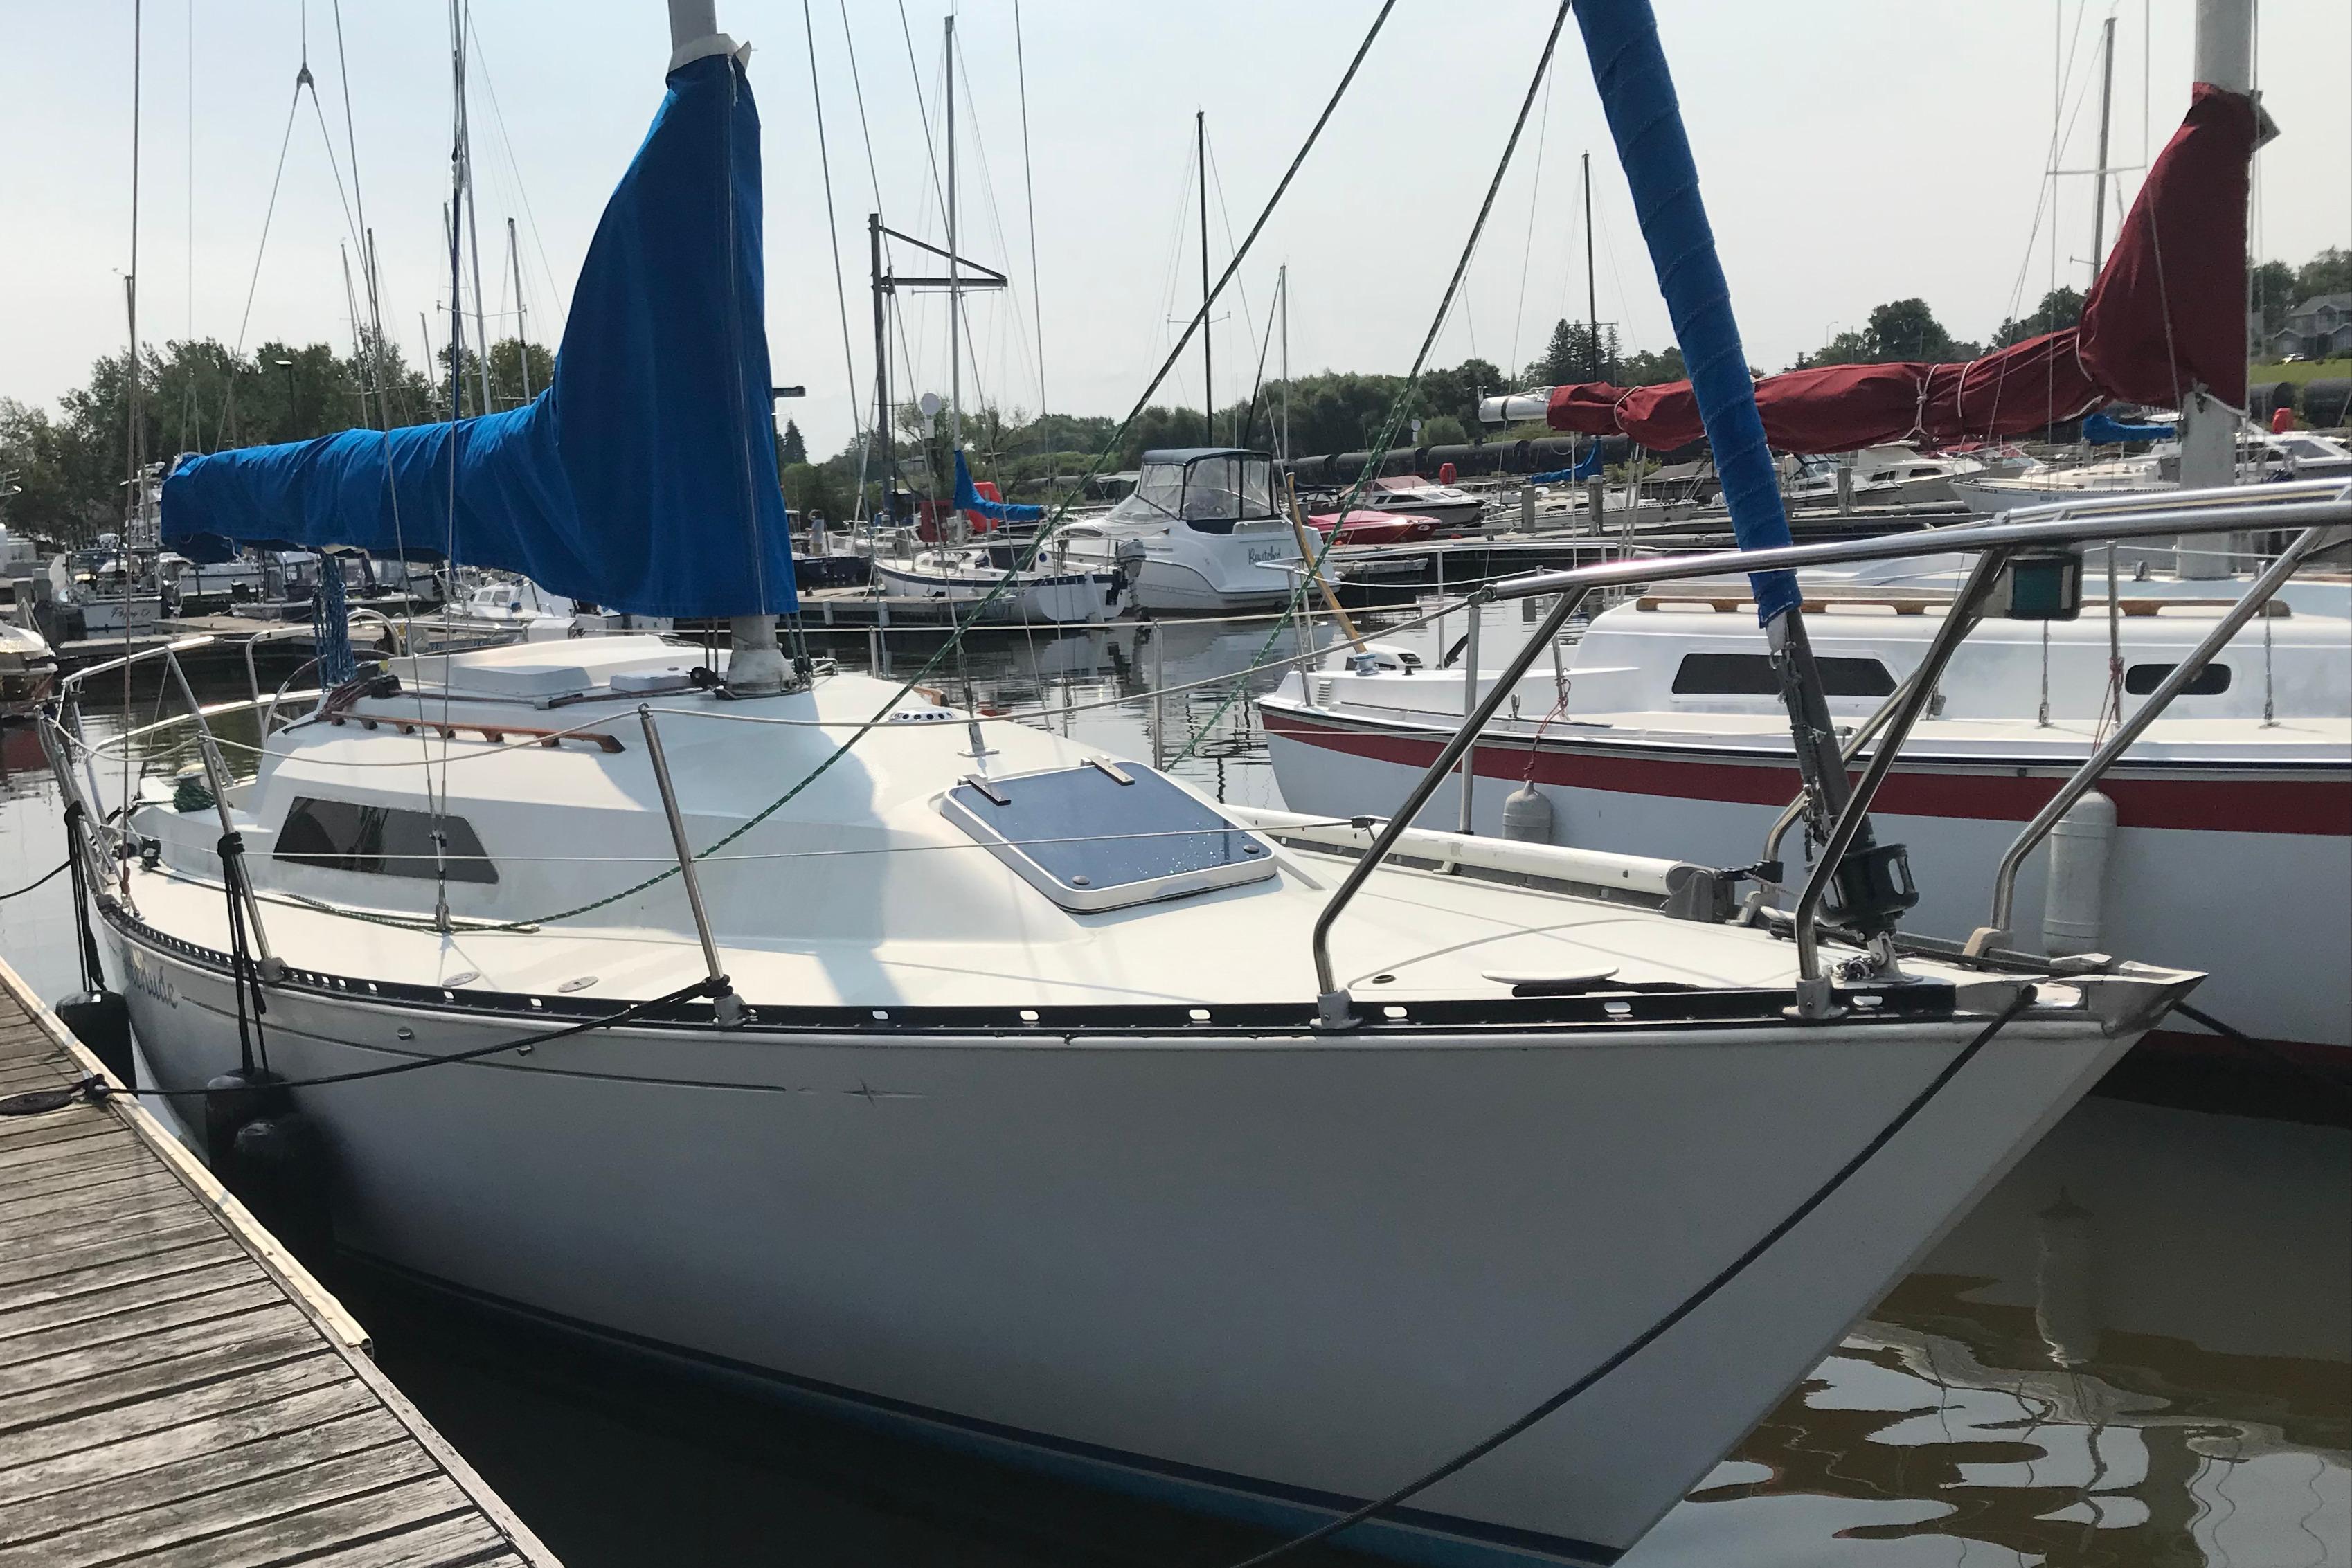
[868,561,1120,624]
[1262,708,2349,1058]
[111,921,2132,1565]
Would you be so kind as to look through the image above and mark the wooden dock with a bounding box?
[0,957,559,1567]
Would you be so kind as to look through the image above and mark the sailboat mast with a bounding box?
[1278,263,1290,462]
[509,216,532,402]
[453,4,494,416]
[872,212,893,519]
[1583,151,1599,381]
[2090,14,2117,274]
[946,15,961,462]
[1199,110,1212,444]
[2175,0,2254,577]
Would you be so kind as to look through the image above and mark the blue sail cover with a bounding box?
[2081,410,2170,444]
[1571,0,1797,624]
[1525,441,1606,485]
[163,54,796,618]
[953,451,1045,523]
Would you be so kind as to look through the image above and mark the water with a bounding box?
[5,633,2344,1568]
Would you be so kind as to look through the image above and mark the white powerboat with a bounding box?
[869,541,1127,624]
[1785,444,1987,509]
[1058,448,1303,613]
[1365,472,1489,530]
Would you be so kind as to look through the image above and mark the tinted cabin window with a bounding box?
[1671,653,1896,698]
[2124,663,2230,696]
[276,797,497,883]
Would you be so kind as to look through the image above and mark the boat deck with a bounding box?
[0,957,558,1568]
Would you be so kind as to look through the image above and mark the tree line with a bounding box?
[13,246,2349,538]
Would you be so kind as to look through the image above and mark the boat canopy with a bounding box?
[1536,84,2258,459]
[159,52,797,620]
[1111,449,1278,535]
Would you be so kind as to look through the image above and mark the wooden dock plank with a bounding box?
[0,1434,438,1568]
[0,1377,379,1509]
[0,1279,282,1373]
[121,1473,481,1568]
[0,955,556,1564]
[0,1256,260,1346]
[0,1352,351,1475]
[0,1407,410,1551]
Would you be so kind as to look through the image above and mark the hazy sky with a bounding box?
[4,1,2348,457]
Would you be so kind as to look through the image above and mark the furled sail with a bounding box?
[162,51,797,618]
[1533,84,2257,458]
[953,451,1044,524]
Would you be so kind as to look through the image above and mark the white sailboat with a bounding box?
[44,6,2228,1564]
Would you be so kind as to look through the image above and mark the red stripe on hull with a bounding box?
[1263,709,2352,837]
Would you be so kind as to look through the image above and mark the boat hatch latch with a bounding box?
[962,774,1010,806]
[1086,757,1135,786]
[1820,841,1919,937]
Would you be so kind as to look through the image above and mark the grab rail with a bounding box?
[1968,522,2333,955]
[1306,481,2352,1025]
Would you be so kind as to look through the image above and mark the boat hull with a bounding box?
[111,920,2135,1564]
[1262,704,2351,1060]
[868,563,1120,625]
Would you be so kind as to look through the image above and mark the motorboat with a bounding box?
[58,8,2225,1563]
[1953,429,2352,515]
[1364,472,1489,530]
[1262,489,2352,1079]
[1057,447,1303,612]
[1784,444,1986,509]
[1307,507,1442,547]
[869,539,1128,625]
[42,540,163,641]
[0,620,57,717]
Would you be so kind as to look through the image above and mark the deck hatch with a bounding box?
[941,765,1276,912]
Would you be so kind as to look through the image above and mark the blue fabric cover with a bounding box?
[953,451,1045,523]
[1526,442,1606,485]
[1572,0,1797,624]
[2081,410,2170,444]
[163,55,796,617]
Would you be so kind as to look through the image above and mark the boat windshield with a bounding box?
[1106,453,1277,534]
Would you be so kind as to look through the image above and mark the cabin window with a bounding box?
[2123,663,2231,697]
[1670,652,1896,698]
[275,796,498,883]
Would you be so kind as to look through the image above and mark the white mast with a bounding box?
[2175,0,2256,577]
[2089,13,2117,273]
[946,15,961,462]
[664,0,788,690]
[1278,264,1290,462]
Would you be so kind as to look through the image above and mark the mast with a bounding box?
[509,215,533,402]
[450,1,493,416]
[1278,263,1291,462]
[946,15,960,462]
[2090,13,2117,274]
[2175,0,2253,577]
[665,0,787,690]
[871,212,893,521]
[1582,151,1600,381]
[1199,110,1213,443]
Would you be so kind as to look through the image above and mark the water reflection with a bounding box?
[1,642,2343,1568]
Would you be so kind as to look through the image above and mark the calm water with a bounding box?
[3,627,2344,1568]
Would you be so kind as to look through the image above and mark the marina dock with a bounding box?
[0,958,558,1568]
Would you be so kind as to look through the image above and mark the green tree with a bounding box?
[778,419,808,467]
[1990,286,2085,350]
[2294,246,2352,303]
[1617,345,1685,386]
[1811,299,1973,366]
[2251,260,2298,336]
[485,338,553,410]
[1528,320,1618,385]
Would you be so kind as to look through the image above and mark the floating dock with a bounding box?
[0,957,559,1567]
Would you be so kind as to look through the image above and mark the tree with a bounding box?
[1527,320,1618,386]
[778,419,808,467]
[1416,415,1468,446]
[1618,345,1685,386]
[1990,287,2085,350]
[1809,299,1972,366]
[2295,246,2352,304]
[486,338,553,409]
[2251,260,2299,336]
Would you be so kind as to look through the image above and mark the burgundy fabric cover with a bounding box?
[1545,87,2254,453]
[2076,82,2256,409]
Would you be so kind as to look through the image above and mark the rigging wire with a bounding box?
[1507,58,1556,383]
[800,0,868,468]
[1013,0,1046,415]
[1172,0,1572,767]
[170,0,1408,940]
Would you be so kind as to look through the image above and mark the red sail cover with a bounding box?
[1547,86,2256,453]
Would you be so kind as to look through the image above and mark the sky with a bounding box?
[3,1,2348,459]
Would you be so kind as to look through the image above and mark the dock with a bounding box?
[0,957,559,1567]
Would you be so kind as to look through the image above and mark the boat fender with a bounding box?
[232,1110,333,1255]
[55,989,134,1090]
[1500,784,1554,844]
[2041,790,2117,957]
[202,1069,291,1188]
